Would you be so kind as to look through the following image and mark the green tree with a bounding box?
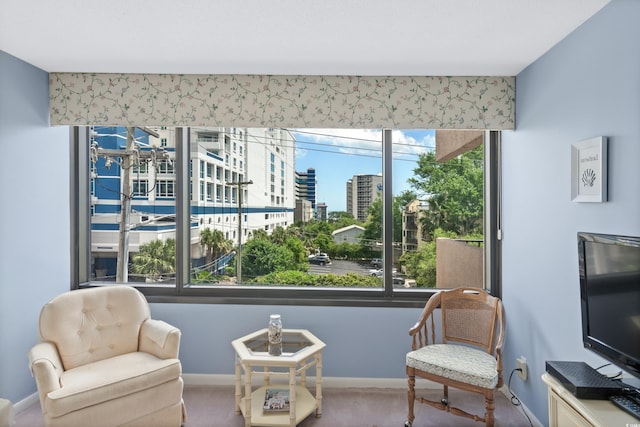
[399,229,455,288]
[362,196,382,246]
[285,236,308,269]
[362,191,417,246]
[409,146,483,237]
[250,229,269,241]
[241,238,300,279]
[270,226,288,245]
[327,211,360,230]
[131,239,175,281]
[311,233,334,255]
[200,228,232,264]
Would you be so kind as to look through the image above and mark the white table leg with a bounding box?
[235,356,242,415]
[289,366,297,427]
[316,353,323,417]
[244,366,252,427]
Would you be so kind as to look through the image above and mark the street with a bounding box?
[307,259,374,276]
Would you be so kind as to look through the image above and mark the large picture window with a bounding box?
[72,127,501,306]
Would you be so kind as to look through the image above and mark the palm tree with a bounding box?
[131,239,175,282]
[200,228,232,272]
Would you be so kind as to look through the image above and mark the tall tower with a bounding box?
[295,167,317,212]
[346,174,383,222]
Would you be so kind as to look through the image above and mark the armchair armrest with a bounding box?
[139,319,181,359]
[28,342,63,404]
[409,292,442,350]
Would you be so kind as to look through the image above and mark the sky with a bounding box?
[292,129,436,213]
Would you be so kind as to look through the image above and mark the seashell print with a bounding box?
[581,168,597,187]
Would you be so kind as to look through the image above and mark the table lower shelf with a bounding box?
[239,385,318,427]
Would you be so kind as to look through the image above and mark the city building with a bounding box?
[295,168,317,218]
[316,202,327,222]
[294,199,313,223]
[90,126,295,278]
[331,224,365,245]
[402,199,429,253]
[346,174,383,222]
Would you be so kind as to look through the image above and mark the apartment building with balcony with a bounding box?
[401,199,429,253]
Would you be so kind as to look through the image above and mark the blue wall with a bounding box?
[502,0,640,422]
[0,51,71,402]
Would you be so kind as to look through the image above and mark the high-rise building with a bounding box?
[89,126,295,278]
[295,167,317,219]
[346,174,383,222]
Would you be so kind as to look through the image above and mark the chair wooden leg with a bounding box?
[484,390,495,427]
[406,367,416,426]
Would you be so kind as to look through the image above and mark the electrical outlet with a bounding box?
[516,356,528,381]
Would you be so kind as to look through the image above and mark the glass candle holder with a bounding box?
[268,314,283,356]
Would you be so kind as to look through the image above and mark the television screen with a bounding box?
[578,232,640,383]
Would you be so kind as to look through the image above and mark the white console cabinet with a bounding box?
[542,373,638,427]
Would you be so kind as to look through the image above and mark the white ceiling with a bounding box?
[0,0,611,76]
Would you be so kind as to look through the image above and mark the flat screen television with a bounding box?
[578,232,640,387]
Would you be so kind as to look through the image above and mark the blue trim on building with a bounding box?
[205,151,224,162]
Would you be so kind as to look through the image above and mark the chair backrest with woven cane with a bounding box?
[405,288,505,427]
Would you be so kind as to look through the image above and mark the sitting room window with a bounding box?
[60,73,513,306]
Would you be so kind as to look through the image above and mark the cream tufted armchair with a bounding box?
[28,285,186,427]
[405,287,505,427]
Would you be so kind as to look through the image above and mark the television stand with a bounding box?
[542,373,638,426]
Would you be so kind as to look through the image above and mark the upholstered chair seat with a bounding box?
[28,285,186,427]
[407,344,499,389]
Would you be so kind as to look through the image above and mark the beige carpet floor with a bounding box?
[15,384,534,427]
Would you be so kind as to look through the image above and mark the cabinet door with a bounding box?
[548,389,593,427]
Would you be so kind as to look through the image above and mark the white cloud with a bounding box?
[293,128,434,160]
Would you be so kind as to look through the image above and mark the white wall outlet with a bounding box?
[516,356,528,381]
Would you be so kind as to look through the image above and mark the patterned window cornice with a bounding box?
[50,73,515,129]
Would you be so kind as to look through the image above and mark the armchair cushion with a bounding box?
[46,352,181,418]
[407,344,499,389]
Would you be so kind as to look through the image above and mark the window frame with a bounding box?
[71,127,501,307]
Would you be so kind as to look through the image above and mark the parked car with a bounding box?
[370,268,406,286]
[370,258,383,268]
[308,253,331,265]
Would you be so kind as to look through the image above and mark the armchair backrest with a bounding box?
[440,288,502,353]
[38,285,151,370]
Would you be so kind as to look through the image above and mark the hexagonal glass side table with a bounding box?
[232,328,326,427]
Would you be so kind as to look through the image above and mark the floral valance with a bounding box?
[50,73,515,129]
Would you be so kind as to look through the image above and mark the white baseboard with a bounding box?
[13,393,39,414]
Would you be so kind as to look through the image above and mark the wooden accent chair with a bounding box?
[405,288,505,427]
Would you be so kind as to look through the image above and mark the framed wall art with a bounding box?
[571,136,608,203]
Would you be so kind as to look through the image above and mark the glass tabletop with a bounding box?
[243,330,315,356]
